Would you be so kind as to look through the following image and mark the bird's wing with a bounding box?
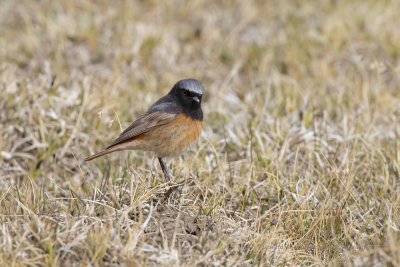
[106,111,177,149]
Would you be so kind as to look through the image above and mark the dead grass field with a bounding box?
[1,0,400,266]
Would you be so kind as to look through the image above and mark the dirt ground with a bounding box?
[1,0,400,266]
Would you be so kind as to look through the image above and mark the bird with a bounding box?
[84,78,205,182]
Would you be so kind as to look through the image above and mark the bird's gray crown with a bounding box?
[174,78,205,95]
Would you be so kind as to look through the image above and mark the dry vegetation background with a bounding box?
[1,0,400,266]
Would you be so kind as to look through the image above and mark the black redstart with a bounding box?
[84,78,205,182]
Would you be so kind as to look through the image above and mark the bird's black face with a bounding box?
[178,88,203,109]
[174,88,203,120]
[168,78,205,120]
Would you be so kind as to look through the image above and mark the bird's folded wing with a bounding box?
[106,111,177,149]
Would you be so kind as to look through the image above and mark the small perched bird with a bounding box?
[84,78,205,182]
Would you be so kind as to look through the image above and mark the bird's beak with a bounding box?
[193,96,200,103]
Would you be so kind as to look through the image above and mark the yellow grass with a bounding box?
[1,0,399,265]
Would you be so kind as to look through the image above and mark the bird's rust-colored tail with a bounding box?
[84,146,120,161]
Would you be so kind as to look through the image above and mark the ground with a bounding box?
[1,0,400,266]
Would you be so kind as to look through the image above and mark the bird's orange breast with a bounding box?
[124,113,202,157]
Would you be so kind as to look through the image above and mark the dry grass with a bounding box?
[1,0,400,266]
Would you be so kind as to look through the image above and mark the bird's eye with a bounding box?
[184,91,192,97]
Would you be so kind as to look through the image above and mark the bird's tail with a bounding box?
[84,146,120,161]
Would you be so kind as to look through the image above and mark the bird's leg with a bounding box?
[158,157,170,183]
[158,157,183,200]
[158,157,180,200]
